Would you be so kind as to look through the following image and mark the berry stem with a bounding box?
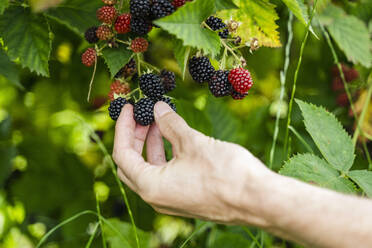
[87,47,98,102]
[116,38,131,46]
[141,60,160,72]
[136,53,145,98]
[220,46,227,70]
[221,39,242,66]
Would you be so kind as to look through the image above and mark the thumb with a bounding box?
[154,101,193,153]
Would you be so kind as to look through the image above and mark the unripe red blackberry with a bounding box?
[81,48,97,67]
[130,17,152,36]
[96,25,114,40]
[134,98,156,126]
[188,56,215,83]
[115,13,131,34]
[97,6,117,24]
[172,0,186,8]
[108,81,131,100]
[228,68,253,94]
[160,69,176,93]
[139,73,165,98]
[130,37,149,53]
[130,0,151,17]
[231,89,248,100]
[151,0,175,20]
[102,0,116,5]
[84,26,99,44]
[332,77,344,92]
[208,70,232,97]
[108,97,130,121]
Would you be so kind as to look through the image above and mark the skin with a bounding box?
[113,102,372,248]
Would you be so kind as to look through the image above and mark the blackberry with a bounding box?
[84,26,99,44]
[172,0,186,8]
[115,59,137,78]
[96,25,114,40]
[231,89,248,100]
[81,48,96,67]
[97,6,117,24]
[188,56,215,83]
[139,73,165,98]
[160,69,176,93]
[130,37,149,53]
[206,16,229,38]
[157,96,176,112]
[130,0,151,17]
[228,67,253,94]
[115,13,131,34]
[108,97,130,121]
[151,0,175,20]
[134,98,155,126]
[208,70,232,97]
[130,17,152,36]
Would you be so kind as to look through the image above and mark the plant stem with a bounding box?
[96,194,107,248]
[85,222,99,248]
[179,222,208,248]
[283,0,318,158]
[269,12,293,169]
[242,227,263,248]
[221,39,241,65]
[289,125,314,153]
[87,51,98,102]
[141,60,160,72]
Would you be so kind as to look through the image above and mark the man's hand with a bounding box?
[113,102,273,226]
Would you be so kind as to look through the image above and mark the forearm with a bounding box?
[243,172,372,248]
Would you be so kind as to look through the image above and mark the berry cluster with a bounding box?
[206,16,229,39]
[188,56,253,100]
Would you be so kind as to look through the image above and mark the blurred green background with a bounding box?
[0,0,371,247]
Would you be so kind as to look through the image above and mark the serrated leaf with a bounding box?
[102,218,151,248]
[296,99,355,172]
[348,170,372,197]
[0,49,22,88]
[205,97,240,143]
[280,154,356,194]
[101,46,133,78]
[282,0,309,26]
[173,39,190,80]
[320,4,371,67]
[218,0,281,47]
[154,0,221,56]
[0,0,9,14]
[0,6,51,76]
[29,0,63,12]
[215,0,238,11]
[45,0,101,35]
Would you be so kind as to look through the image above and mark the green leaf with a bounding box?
[205,97,240,143]
[0,0,9,14]
[0,6,51,76]
[215,0,238,11]
[218,0,281,47]
[296,99,355,172]
[0,50,22,88]
[282,0,308,26]
[208,231,251,248]
[320,4,371,67]
[102,46,133,78]
[154,0,221,56]
[176,100,212,136]
[280,154,356,194]
[103,218,151,248]
[173,39,190,80]
[45,0,101,35]
[348,170,372,197]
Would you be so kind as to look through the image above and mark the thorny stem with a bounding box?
[269,12,293,169]
[87,48,98,102]
[283,0,318,158]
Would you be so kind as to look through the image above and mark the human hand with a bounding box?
[113,102,274,226]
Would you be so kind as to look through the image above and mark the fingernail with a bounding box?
[154,101,171,119]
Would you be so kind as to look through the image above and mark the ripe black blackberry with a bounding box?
[151,0,175,19]
[157,96,177,112]
[130,0,151,17]
[139,73,165,98]
[188,56,215,83]
[130,17,152,36]
[231,89,248,100]
[160,69,176,93]
[134,98,155,126]
[208,70,232,97]
[108,97,130,121]
[205,16,229,38]
[84,26,99,43]
[115,59,137,79]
